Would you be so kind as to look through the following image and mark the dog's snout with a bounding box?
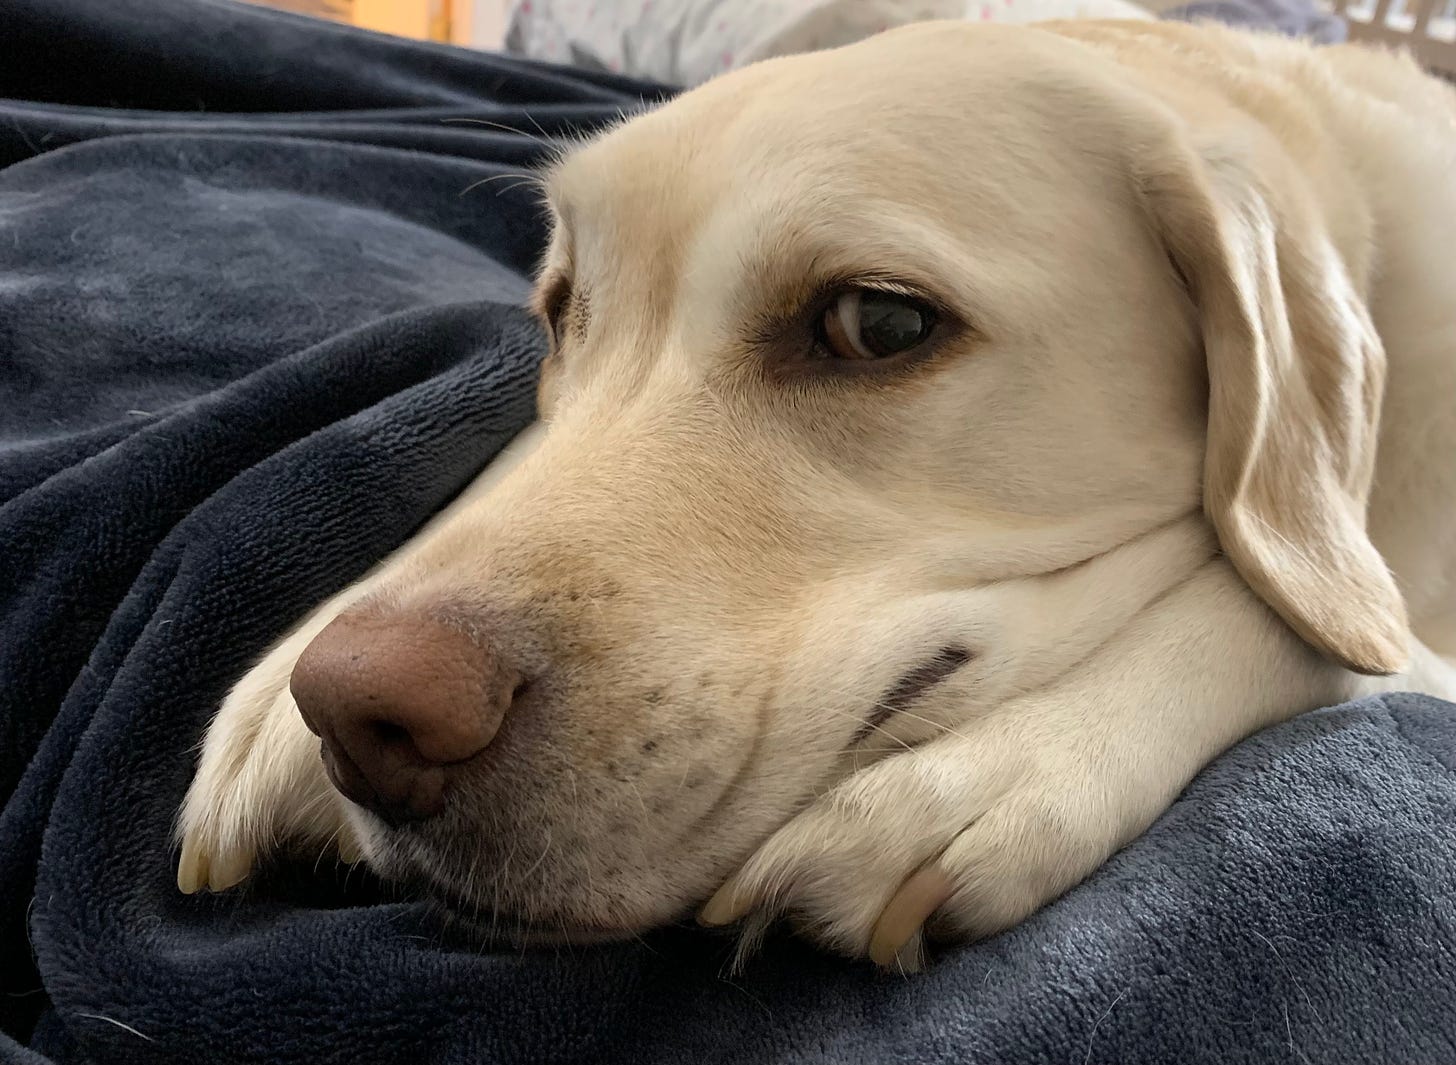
[290,609,522,823]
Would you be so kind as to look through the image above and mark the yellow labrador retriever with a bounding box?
[176,20,1456,970]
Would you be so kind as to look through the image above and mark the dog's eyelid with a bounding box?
[806,273,962,326]
[816,275,966,333]
[838,277,931,303]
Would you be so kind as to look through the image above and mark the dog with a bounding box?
[176,19,1456,971]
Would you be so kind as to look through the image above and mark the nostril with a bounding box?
[293,606,525,820]
[368,718,413,748]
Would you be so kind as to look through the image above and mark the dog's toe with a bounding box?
[175,667,344,895]
[699,709,1132,969]
[176,828,255,894]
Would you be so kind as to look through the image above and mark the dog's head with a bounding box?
[288,23,1407,941]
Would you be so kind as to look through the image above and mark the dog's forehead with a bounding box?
[549,27,1118,264]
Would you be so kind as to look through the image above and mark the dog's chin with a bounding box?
[368,847,681,948]
[421,882,671,947]
[462,916,649,948]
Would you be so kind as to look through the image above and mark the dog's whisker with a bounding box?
[311,824,345,877]
[458,172,545,198]
[520,828,554,881]
[438,116,558,149]
[864,701,978,745]
[521,110,552,144]
[813,702,918,752]
[494,178,547,199]
[457,170,542,190]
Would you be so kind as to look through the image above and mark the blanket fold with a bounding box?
[2,2,1453,1062]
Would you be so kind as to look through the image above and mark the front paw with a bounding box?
[175,645,357,895]
[699,728,1125,971]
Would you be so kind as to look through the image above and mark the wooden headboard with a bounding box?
[1330,0,1456,77]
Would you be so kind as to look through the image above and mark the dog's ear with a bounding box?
[1134,133,1409,675]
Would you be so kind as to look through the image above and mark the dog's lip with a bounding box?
[855,644,973,743]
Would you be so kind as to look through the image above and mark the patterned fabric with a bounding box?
[504,0,1155,86]
[1163,0,1348,42]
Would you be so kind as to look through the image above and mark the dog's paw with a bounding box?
[699,716,1135,971]
[176,631,357,895]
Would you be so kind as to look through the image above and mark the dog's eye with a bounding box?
[819,290,935,361]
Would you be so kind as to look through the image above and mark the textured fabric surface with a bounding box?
[2,1,1453,1063]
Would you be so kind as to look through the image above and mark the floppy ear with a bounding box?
[1135,135,1409,675]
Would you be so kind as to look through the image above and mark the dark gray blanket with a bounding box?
[3,1,1455,1062]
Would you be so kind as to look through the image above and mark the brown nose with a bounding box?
[290,609,520,824]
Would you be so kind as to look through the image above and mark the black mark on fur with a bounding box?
[855,645,973,745]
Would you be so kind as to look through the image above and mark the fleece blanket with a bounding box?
[2,1,1455,1062]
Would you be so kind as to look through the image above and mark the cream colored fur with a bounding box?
[177,21,1456,970]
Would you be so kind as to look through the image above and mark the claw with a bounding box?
[890,931,927,974]
[697,878,756,927]
[869,864,955,968]
[207,844,253,891]
[176,833,253,894]
[176,835,209,895]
